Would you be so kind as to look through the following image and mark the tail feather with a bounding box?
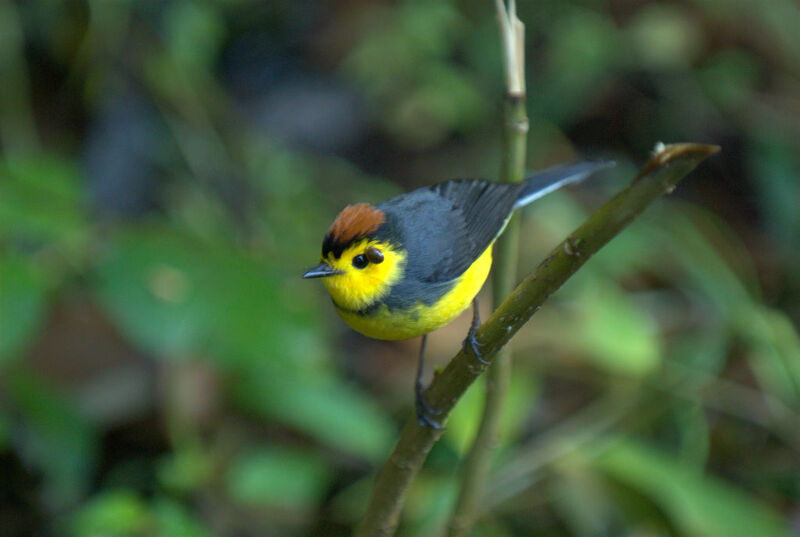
[514,160,614,209]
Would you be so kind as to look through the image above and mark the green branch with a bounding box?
[354,143,720,537]
[447,0,529,531]
[0,1,40,154]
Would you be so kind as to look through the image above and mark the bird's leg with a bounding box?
[463,297,489,365]
[415,334,443,430]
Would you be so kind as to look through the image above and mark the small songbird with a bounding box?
[303,161,610,428]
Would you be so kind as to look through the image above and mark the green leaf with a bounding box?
[747,133,800,249]
[0,412,9,450]
[225,447,331,509]
[534,8,620,124]
[656,208,755,317]
[386,64,487,148]
[405,474,458,537]
[9,371,98,509]
[744,307,800,407]
[533,281,661,377]
[71,493,212,537]
[748,0,800,67]
[152,497,212,537]
[551,468,627,537]
[163,1,225,74]
[234,363,395,461]
[591,437,789,537]
[203,250,327,368]
[443,376,484,455]
[0,154,88,253]
[70,490,150,537]
[627,4,703,70]
[157,445,213,494]
[342,1,464,95]
[93,227,217,357]
[700,51,760,109]
[445,373,539,454]
[654,209,800,403]
[328,476,373,524]
[575,284,661,376]
[341,0,470,147]
[500,373,541,445]
[94,225,327,365]
[396,1,463,58]
[0,255,49,366]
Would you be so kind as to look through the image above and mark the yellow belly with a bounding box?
[336,244,493,340]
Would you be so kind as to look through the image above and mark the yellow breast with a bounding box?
[335,244,493,340]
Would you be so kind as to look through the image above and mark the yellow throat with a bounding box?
[321,239,406,312]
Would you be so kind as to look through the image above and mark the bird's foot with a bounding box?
[415,382,443,430]
[463,326,489,365]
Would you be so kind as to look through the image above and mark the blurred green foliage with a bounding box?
[1,1,799,536]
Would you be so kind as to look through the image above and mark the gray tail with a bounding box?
[513,160,614,209]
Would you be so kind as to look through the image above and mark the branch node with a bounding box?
[508,117,529,133]
[564,235,583,257]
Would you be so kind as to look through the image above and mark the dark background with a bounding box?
[1,1,799,536]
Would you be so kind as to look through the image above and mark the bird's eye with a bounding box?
[366,247,384,264]
[352,254,368,269]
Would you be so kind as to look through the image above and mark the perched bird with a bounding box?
[303,161,611,428]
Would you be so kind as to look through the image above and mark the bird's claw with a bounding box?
[415,383,443,430]
[463,327,489,365]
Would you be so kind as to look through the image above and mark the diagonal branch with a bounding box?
[355,143,720,537]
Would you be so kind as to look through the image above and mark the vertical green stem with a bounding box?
[0,2,40,154]
[447,94,528,536]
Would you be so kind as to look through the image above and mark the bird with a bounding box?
[303,161,611,428]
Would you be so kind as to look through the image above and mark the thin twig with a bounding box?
[354,143,719,537]
[447,0,528,534]
[0,1,40,153]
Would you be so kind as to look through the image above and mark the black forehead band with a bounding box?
[322,234,349,259]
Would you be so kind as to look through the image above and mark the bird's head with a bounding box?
[303,203,406,311]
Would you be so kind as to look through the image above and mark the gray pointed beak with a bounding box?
[302,263,344,279]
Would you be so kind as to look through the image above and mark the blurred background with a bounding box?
[1,1,799,536]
